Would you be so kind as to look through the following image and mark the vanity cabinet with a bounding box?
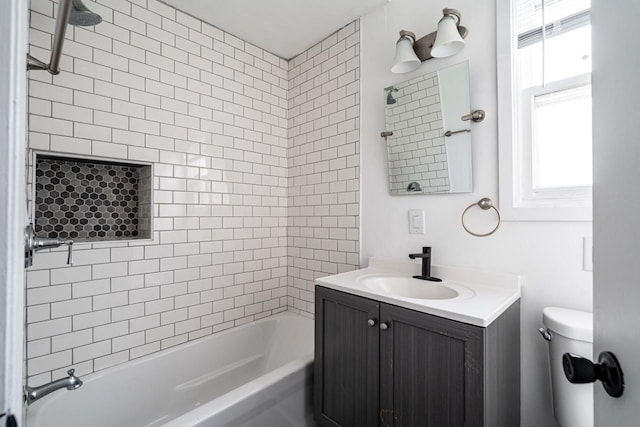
[314,286,520,427]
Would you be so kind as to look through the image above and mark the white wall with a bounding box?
[360,1,592,426]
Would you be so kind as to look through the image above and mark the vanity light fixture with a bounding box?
[391,8,468,74]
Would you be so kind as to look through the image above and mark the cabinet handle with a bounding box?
[367,319,377,327]
[380,322,389,331]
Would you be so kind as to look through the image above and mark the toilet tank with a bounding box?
[542,307,593,427]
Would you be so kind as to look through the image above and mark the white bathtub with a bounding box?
[27,313,316,427]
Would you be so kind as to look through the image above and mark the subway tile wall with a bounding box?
[26,0,292,383]
[26,0,359,382]
[287,22,360,316]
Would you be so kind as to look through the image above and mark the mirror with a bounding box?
[383,61,472,195]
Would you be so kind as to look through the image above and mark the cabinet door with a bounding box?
[315,286,380,427]
[379,303,484,427]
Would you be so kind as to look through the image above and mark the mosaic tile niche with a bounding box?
[34,156,152,241]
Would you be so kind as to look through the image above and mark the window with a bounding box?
[498,0,592,220]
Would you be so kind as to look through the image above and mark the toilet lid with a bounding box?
[543,307,593,343]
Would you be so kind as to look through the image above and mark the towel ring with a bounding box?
[461,197,501,237]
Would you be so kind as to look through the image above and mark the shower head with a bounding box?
[28,0,102,74]
[69,0,102,26]
[386,88,399,105]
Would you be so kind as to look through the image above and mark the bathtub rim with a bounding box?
[161,352,313,427]
[26,311,314,424]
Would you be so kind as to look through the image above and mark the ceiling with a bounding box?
[161,0,387,59]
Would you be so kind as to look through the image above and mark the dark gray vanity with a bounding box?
[314,285,520,427]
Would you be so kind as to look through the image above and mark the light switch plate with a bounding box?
[408,209,425,234]
[583,237,593,272]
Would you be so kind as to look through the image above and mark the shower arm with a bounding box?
[27,0,73,75]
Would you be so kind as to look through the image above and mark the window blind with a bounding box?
[516,0,591,48]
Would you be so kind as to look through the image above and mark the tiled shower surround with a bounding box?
[287,24,360,314]
[26,0,359,383]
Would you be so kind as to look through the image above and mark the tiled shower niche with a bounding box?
[34,155,152,241]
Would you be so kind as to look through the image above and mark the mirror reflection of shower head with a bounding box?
[407,181,422,192]
[386,88,399,105]
[69,0,103,26]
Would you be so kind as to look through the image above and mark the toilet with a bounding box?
[540,307,593,427]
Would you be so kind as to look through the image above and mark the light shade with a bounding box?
[391,36,420,74]
[431,15,465,58]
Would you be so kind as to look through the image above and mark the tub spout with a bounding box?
[24,369,83,405]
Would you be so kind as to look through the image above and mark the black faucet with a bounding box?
[408,247,442,282]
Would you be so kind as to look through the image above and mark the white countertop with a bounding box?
[315,257,521,327]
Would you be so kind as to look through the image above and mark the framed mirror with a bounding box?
[384,61,472,195]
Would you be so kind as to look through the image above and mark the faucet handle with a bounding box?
[66,368,83,389]
[25,223,75,267]
[65,241,73,266]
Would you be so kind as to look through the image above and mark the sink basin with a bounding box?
[360,276,459,300]
[316,258,521,326]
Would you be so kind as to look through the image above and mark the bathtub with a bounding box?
[27,313,316,427]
